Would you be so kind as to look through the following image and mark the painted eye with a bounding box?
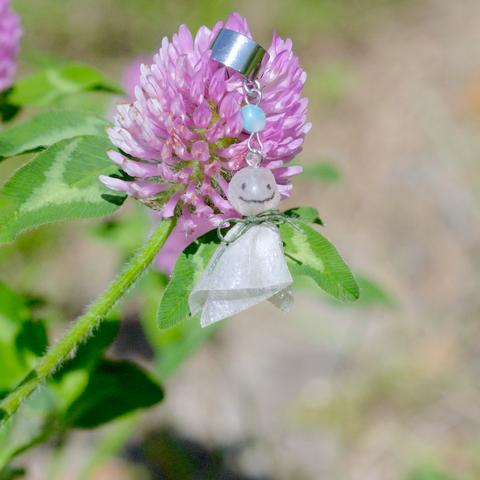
[266,184,272,190]
[241,183,246,190]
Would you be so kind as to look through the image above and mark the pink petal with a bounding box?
[193,100,212,128]
[107,151,161,178]
[160,191,182,217]
[208,67,227,105]
[191,140,210,162]
[224,12,251,38]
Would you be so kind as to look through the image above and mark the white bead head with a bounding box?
[227,167,281,216]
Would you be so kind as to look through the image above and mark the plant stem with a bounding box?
[0,218,176,426]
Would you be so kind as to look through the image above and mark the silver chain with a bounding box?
[243,78,262,104]
[243,78,264,166]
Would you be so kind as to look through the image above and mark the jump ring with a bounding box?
[247,132,264,155]
[243,79,262,105]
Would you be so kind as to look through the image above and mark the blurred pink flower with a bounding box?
[0,0,21,93]
[121,56,150,99]
[102,12,310,272]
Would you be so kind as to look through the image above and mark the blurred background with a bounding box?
[1,0,480,478]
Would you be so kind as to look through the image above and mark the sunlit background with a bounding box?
[1,0,480,479]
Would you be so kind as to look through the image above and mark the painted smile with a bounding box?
[239,192,276,204]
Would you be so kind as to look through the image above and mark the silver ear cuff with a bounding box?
[210,28,267,78]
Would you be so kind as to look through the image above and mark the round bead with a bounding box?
[227,167,280,216]
[241,104,266,133]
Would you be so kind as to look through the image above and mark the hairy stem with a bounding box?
[0,218,176,426]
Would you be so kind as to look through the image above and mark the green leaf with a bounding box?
[157,231,219,330]
[355,274,396,308]
[0,282,31,326]
[301,162,341,183]
[9,63,123,107]
[0,135,126,245]
[0,282,46,391]
[0,111,108,159]
[280,222,359,302]
[64,359,164,428]
[0,89,20,123]
[284,206,324,225]
[293,273,395,309]
[15,320,48,358]
[0,466,26,480]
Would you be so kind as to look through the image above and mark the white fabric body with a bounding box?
[189,223,294,328]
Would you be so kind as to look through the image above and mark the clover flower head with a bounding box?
[0,0,21,93]
[102,13,310,271]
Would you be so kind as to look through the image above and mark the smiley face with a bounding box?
[227,167,281,216]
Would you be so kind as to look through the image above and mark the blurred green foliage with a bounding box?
[300,160,342,183]
[0,282,46,394]
[307,64,352,107]
[9,64,122,107]
[407,463,461,480]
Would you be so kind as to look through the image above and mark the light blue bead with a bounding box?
[241,104,266,133]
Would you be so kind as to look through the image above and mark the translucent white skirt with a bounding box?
[189,223,293,327]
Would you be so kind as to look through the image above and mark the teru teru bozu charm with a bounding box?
[189,166,294,327]
[188,28,296,327]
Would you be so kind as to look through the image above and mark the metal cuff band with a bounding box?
[210,28,267,78]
